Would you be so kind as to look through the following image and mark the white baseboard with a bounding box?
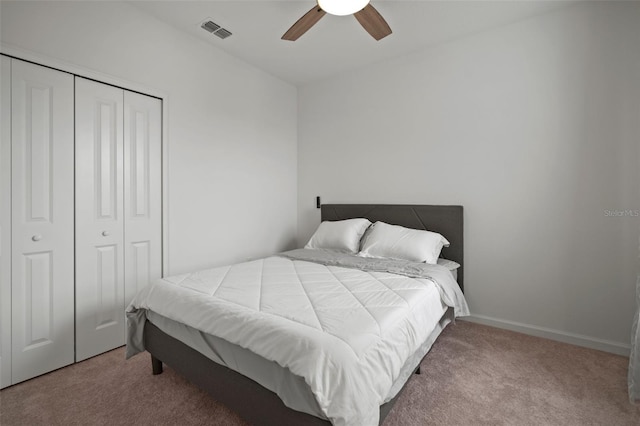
[461,314,630,357]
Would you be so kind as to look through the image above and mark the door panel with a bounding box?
[11,59,74,384]
[22,252,53,348]
[95,244,119,329]
[75,77,125,361]
[124,92,162,305]
[0,55,11,389]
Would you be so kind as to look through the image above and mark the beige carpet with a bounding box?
[1,321,639,425]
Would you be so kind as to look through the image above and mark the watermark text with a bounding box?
[604,209,639,217]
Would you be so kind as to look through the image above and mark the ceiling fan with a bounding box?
[282,0,392,41]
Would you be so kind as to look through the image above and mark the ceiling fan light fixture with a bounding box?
[317,0,370,16]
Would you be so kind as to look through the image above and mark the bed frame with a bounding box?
[144,204,464,425]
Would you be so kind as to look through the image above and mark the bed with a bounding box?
[126,204,467,425]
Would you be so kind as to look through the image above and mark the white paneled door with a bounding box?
[10,60,75,384]
[75,79,161,361]
[123,92,162,305]
[0,55,12,389]
[75,78,125,362]
[1,56,162,381]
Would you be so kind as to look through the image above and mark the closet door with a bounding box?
[10,60,75,383]
[75,78,125,361]
[124,92,162,304]
[0,56,11,389]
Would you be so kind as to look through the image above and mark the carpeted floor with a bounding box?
[1,321,639,425]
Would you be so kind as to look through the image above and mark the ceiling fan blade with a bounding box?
[354,4,392,41]
[282,6,327,41]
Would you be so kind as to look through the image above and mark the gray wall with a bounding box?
[298,2,640,352]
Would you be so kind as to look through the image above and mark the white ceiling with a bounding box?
[130,0,574,86]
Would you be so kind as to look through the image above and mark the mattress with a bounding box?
[437,258,460,281]
[127,249,469,426]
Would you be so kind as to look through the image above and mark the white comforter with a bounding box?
[126,250,468,426]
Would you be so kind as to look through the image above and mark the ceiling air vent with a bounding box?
[201,20,221,33]
[214,28,232,40]
[200,18,232,40]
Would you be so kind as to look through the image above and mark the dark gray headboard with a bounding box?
[321,204,464,291]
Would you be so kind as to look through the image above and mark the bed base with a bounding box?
[144,321,417,425]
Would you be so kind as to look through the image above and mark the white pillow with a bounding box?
[437,258,460,271]
[304,218,372,254]
[358,221,450,264]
